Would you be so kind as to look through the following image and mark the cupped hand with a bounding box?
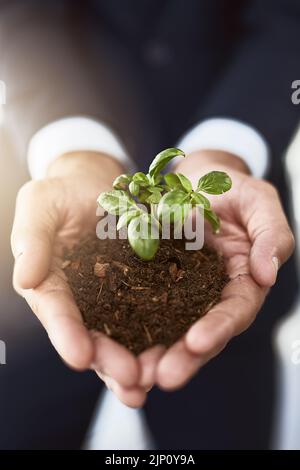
[151,150,295,390]
[12,150,295,407]
[11,151,161,407]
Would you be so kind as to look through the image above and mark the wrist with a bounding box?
[46,151,124,184]
[175,150,251,176]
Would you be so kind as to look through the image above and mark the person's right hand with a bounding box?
[11,151,162,407]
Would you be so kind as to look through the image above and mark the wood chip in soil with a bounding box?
[63,235,229,355]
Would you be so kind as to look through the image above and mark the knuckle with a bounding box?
[247,179,279,202]
[17,181,32,197]
[261,180,278,197]
[10,227,21,257]
[283,228,295,256]
[12,272,22,296]
[17,180,45,202]
[290,232,296,253]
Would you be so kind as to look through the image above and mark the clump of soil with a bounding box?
[63,236,229,355]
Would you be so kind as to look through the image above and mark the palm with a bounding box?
[36,174,108,313]
[40,174,265,394]
[12,156,294,406]
[13,175,143,396]
[205,184,252,282]
[39,180,101,326]
[153,171,271,391]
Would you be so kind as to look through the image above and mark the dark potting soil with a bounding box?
[63,236,229,355]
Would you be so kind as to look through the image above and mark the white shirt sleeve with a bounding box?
[28,116,269,179]
[27,116,136,179]
[175,118,270,177]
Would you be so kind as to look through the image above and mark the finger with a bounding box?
[92,333,140,388]
[186,274,267,354]
[11,181,61,290]
[157,274,267,390]
[110,381,147,408]
[21,280,94,370]
[245,183,295,287]
[138,345,166,389]
[96,372,147,408]
[156,340,207,390]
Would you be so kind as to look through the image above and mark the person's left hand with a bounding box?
[115,150,295,402]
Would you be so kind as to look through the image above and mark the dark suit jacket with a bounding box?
[0,0,299,450]
[0,0,299,176]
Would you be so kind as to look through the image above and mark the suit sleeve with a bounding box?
[197,0,300,172]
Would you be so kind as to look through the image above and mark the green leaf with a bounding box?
[129,181,140,196]
[177,173,193,193]
[132,172,149,187]
[152,173,163,185]
[138,189,152,203]
[112,174,132,190]
[164,172,192,192]
[190,191,211,209]
[157,189,191,224]
[117,209,142,230]
[97,190,135,215]
[204,208,220,233]
[148,148,185,180]
[127,214,160,260]
[164,173,181,189]
[139,186,162,204]
[147,186,160,194]
[146,192,162,204]
[197,171,232,194]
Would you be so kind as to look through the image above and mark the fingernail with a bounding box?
[272,256,279,277]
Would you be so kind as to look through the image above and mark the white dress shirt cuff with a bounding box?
[27,116,135,179]
[176,118,270,178]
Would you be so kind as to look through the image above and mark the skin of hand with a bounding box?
[151,150,295,391]
[11,149,295,408]
[11,151,165,408]
[103,149,294,404]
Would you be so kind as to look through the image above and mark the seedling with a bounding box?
[98,148,231,260]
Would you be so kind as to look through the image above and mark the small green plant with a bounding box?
[98,148,232,260]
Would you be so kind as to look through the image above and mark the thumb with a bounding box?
[246,183,295,287]
[11,181,60,290]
